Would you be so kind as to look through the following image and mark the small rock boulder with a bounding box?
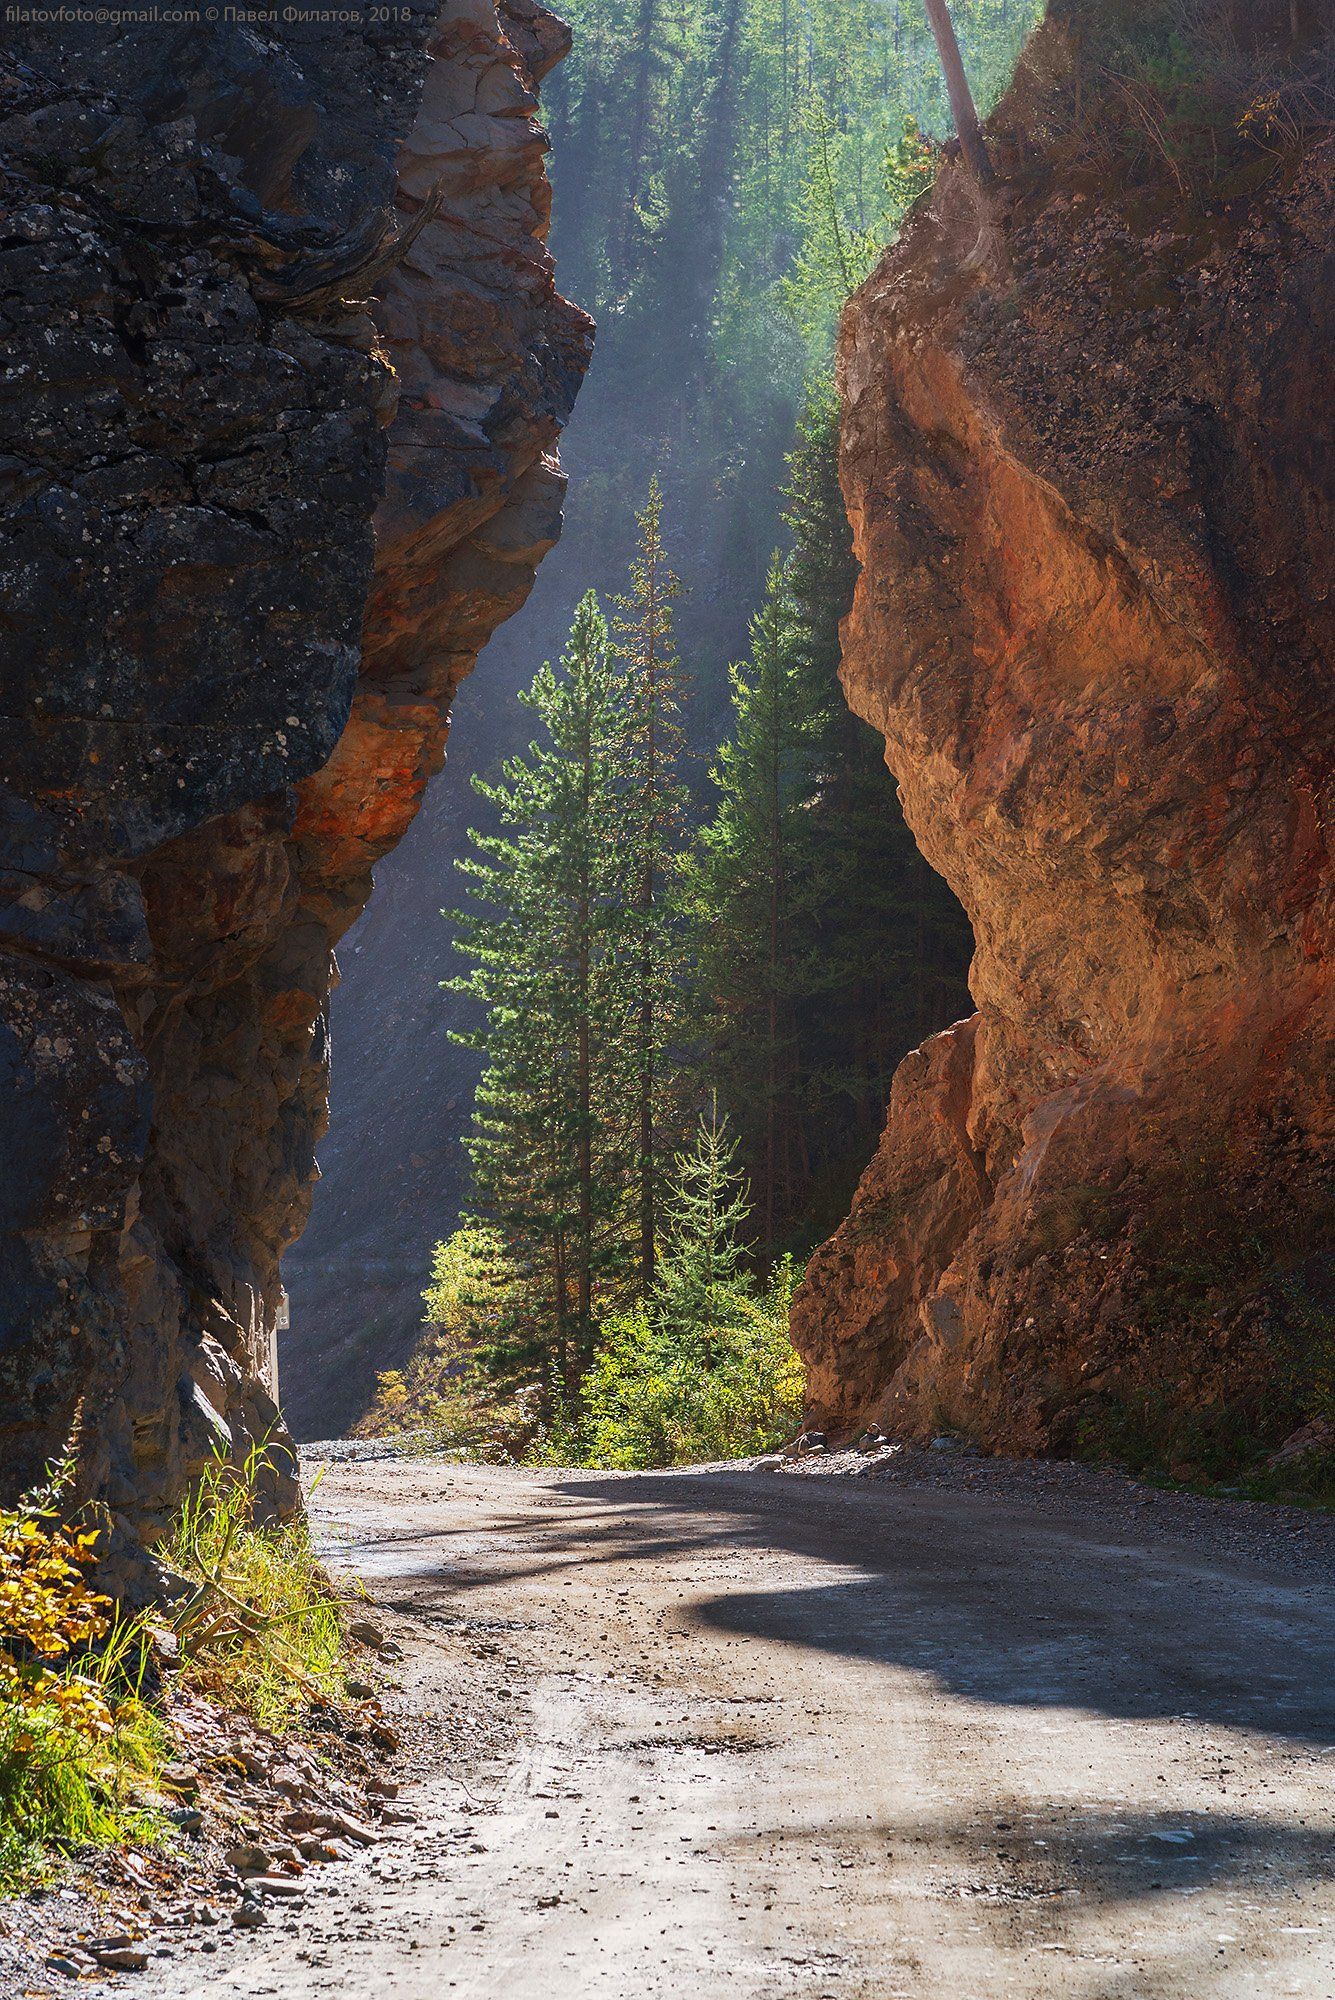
[1267,1417,1334,1470]
[225,1841,272,1876]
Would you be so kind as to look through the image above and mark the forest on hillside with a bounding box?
[343,0,1043,1461]
[543,0,1044,738]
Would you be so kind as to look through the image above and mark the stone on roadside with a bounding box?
[225,1841,271,1875]
[245,1875,307,1899]
[1268,1417,1334,1470]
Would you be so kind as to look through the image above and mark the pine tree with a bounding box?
[689,395,973,1256]
[611,477,689,1295]
[580,1100,806,1466]
[687,555,823,1265]
[782,390,973,1119]
[653,1097,751,1362]
[921,0,994,184]
[447,592,633,1393]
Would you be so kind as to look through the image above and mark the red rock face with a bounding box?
[0,2,588,1574]
[793,6,1333,1465]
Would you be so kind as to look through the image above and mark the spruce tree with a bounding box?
[687,555,823,1265]
[783,390,973,1128]
[653,1097,751,1362]
[689,394,973,1256]
[447,592,632,1393]
[611,477,689,1295]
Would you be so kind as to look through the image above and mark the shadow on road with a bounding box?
[343,1466,1335,1749]
[317,1463,1335,1986]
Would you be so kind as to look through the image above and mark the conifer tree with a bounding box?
[611,478,689,1295]
[687,556,823,1264]
[922,0,994,184]
[447,592,632,1392]
[653,1097,751,1362]
[782,390,973,1099]
[689,395,973,1256]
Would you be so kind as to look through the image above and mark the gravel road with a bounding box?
[158,1458,1334,1999]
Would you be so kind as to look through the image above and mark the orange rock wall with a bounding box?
[793,6,1333,1462]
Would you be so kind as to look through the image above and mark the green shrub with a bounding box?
[355,1227,531,1454]
[575,1107,806,1467]
[393,1110,810,1471]
[579,1262,806,1468]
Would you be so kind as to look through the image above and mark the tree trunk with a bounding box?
[553,1227,569,1391]
[921,0,994,185]
[577,721,594,1369]
[638,546,659,1298]
[765,656,783,1272]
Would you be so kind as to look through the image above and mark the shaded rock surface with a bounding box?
[794,0,1333,1461]
[0,1,589,1565]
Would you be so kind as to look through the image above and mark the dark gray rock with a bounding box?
[0,4,590,1570]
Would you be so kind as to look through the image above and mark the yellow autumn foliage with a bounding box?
[0,1438,164,1886]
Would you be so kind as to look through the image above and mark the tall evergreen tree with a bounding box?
[689,396,973,1256]
[611,478,689,1294]
[687,556,824,1264]
[653,1097,752,1365]
[783,390,973,1105]
[447,593,632,1391]
[922,0,995,183]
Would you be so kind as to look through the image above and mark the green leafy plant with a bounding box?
[579,1268,805,1468]
[0,1434,166,1889]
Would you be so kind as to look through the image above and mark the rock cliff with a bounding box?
[0,1,589,1571]
[793,0,1333,1470]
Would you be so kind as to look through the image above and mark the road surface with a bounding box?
[162,1457,1335,1999]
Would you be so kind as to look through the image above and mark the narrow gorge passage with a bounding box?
[153,1462,1335,2000]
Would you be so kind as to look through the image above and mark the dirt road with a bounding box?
[162,1458,1334,2000]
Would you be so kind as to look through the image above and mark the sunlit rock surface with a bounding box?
[0,0,589,1571]
[794,0,1332,1461]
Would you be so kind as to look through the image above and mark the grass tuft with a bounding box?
[165,1442,348,1731]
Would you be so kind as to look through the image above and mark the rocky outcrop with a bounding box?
[794,0,1333,1468]
[0,2,589,1572]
